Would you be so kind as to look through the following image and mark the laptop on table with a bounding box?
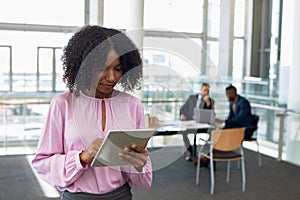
[194,108,215,125]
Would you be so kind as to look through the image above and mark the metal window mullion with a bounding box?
[85,0,90,25]
[52,48,56,92]
[206,36,218,41]
[98,0,104,26]
[144,30,203,39]
[202,0,209,75]
[2,45,13,91]
[242,0,249,77]
[259,0,271,78]
[37,47,40,92]
[9,46,12,92]
[277,0,283,62]
[0,22,77,33]
[228,0,235,76]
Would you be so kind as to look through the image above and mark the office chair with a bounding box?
[243,114,261,166]
[196,128,246,195]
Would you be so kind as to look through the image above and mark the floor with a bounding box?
[1,147,300,200]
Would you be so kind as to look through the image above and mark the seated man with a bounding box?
[180,82,214,161]
[217,85,256,139]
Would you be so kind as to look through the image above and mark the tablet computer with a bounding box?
[91,128,155,167]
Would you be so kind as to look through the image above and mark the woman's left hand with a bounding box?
[119,144,149,172]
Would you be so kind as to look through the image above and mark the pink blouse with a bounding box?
[31,91,152,194]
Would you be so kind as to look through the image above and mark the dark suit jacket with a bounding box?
[180,94,215,120]
[225,95,255,137]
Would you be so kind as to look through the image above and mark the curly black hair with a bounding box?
[62,25,143,96]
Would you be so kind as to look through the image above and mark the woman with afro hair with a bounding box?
[32,25,152,200]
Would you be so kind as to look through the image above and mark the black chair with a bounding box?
[243,114,261,166]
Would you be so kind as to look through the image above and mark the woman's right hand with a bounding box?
[79,138,103,164]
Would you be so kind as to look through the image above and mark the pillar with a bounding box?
[281,0,300,166]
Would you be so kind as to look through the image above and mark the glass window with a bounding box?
[192,38,203,78]
[0,0,84,26]
[55,49,66,91]
[0,46,11,91]
[103,0,130,29]
[207,0,220,37]
[0,31,72,92]
[206,41,219,67]
[233,39,244,79]
[270,0,281,68]
[234,0,246,37]
[191,38,203,48]
[144,0,204,33]
[38,47,65,92]
[143,36,202,102]
[143,36,202,78]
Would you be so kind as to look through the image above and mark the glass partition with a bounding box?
[285,112,300,166]
[0,81,299,166]
[0,101,48,155]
